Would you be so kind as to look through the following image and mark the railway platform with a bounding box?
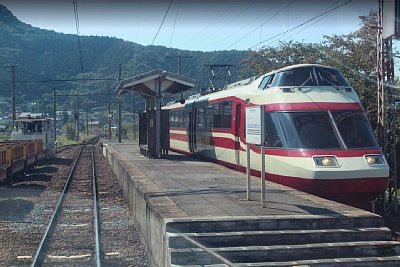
[101,139,400,267]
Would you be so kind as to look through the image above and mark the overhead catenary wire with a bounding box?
[182,0,296,77]
[72,0,84,76]
[176,0,240,49]
[276,2,339,45]
[224,0,295,50]
[151,0,174,45]
[72,0,86,138]
[271,0,340,44]
[169,0,180,47]
[249,0,352,50]
[185,0,255,51]
[183,0,351,87]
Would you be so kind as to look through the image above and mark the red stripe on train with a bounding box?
[253,148,382,157]
[264,102,362,111]
[210,156,388,208]
[171,132,382,157]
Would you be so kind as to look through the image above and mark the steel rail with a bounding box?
[91,143,103,267]
[31,145,84,267]
[56,136,99,153]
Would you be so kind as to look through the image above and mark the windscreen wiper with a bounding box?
[294,73,313,91]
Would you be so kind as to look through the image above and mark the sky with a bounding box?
[1,0,377,51]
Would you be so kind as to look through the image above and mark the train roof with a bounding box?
[164,63,357,110]
[269,63,335,73]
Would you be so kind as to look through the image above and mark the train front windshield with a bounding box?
[264,111,379,150]
[270,66,350,87]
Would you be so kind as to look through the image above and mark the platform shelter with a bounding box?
[117,69,196,158]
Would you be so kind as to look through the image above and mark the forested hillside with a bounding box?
[0,4,251,112]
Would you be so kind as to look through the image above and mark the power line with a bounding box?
[169,0,180,47]
[72,0,84,75]
[72,0,85,139]
[182,1,292,78]
[16,78,116,83]
[277,3,338,45]
[151,0,173,45]
[249,0,352,50]
[225,0,294,50]
[172,0,349,90]
[187,0,255,51]
[176,0,240,49]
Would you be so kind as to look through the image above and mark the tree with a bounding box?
[64,123,75,140]
[322,10,378,127]
[243,41,324,76]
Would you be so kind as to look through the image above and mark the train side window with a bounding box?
[212,101,232,129]
[169,111,174,127]
[258,76,270,90]
[221,101,232,128]
[183,109,190,127]
[169,110,176,127]
[258,75,274,90]
[197,106,206,129]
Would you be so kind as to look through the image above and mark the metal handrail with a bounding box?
[177,234,235,267]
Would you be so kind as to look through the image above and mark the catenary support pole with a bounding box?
[246,143,251,200]
[53,87,57,147]
[118,64,122,143]
[261,109,266,208]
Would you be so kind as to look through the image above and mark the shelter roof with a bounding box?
[117,69,196,97]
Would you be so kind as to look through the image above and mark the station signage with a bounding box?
[245,106,262,145]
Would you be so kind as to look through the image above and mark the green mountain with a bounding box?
[0,4,251,113]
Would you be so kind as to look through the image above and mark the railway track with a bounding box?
[31,141,102,266]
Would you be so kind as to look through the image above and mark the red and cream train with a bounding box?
[165,64,389,210]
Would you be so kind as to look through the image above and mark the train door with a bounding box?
[235,103,242,165]
[188,105,196,153]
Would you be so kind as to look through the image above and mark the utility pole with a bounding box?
[118,64,122,143]
[166,51,192,75]
[107,84,111,139]
[166,51,192,99]
[86,108,89,135]
[53,86,57,146]
[132,93,136,140]
[377,0,398,213]
[76,93,80,141]
[5,65,18,129]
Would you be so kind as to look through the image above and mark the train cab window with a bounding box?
[264,113,284,148]
[270,67,317,87]
[315,67,350,87]
[331,111,379,149]
[277,111,341,149]
[258,75,272,90]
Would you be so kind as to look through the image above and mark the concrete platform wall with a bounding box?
[102,143,187,267]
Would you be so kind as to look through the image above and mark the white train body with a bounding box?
[165,64,389,210]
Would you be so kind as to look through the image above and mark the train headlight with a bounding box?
[313,156,340,167]
[364,155,385,166]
